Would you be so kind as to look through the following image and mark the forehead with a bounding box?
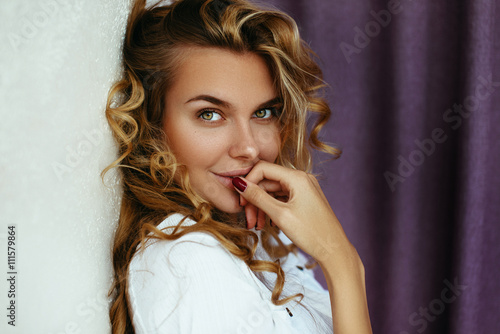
[166,47,277,106]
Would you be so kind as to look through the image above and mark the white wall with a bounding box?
[0,1,129,333]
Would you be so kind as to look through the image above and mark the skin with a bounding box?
[163,47,282,215]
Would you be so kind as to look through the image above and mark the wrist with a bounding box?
[317,244,365,281]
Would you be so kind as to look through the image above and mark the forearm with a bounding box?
[319,250,373,334]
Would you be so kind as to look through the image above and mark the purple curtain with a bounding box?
[267,0,500,333]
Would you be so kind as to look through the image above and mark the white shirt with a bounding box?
[128,213,333,333]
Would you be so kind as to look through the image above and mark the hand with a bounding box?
[234,161,372,333]
[233,161,356,264]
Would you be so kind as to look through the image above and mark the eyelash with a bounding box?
[197,107,282,122]
[253,107,281,119]
[198,109,223,121]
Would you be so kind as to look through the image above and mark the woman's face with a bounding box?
[163,47,281,213]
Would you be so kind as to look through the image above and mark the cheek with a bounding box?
[166,123,227,170]
[255,126,281,162]
[169,131,214,166]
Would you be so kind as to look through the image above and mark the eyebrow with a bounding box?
[185,95,282,110]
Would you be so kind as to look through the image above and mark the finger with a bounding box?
[256,179,283,193]
[245,203,258,229]
[239,179,283,207]
[232,177,284,223]
[256,208,266,230]
[275,195,289,202]
[244,161,296,191]
[308,174,328,201]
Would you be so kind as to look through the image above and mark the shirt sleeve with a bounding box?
[128,232,304,334]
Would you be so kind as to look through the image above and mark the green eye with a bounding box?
[199,110,222,121]
[201,111,213,120]
[254,108,273,119]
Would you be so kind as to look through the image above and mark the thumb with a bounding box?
[232,177,283,221]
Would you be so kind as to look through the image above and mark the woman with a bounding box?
[103,0,372,333]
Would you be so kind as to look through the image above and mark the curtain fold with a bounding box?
[269,1,500,333]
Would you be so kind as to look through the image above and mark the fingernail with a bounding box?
[232,177,247,192]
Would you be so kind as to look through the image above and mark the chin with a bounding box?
[212,192,244,214]
[220,205,244,214]
[215,199,244,214]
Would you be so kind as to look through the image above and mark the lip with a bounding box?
[212,166,253,189]
[215,166,253,178]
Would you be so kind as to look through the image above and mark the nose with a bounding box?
[228,122,259,161]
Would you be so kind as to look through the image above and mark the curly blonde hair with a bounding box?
[102,0,340,332]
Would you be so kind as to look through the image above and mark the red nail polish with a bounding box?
[232,177,247,192]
